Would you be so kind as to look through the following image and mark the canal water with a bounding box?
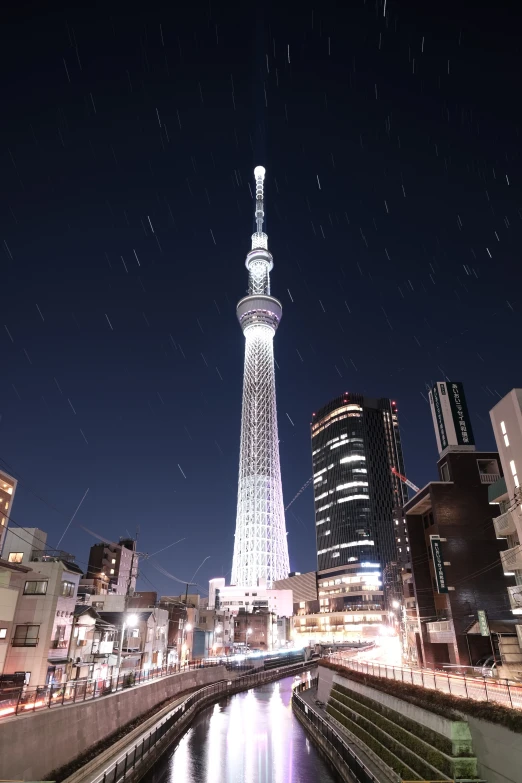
[142,673,340,783]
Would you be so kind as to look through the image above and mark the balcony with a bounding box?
[501,546,522,572]
[426,620,455,644]
[92,640,114,655]
[30,549,76,563]
[508,585,522,614]
[479,472,501,485]
[494,509,518,538]
[48,640,69,660]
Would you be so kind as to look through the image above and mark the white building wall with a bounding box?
[209,579,292,618]
[490,389,522,502]
[4,561,80,686]
[1,528,47,566]
[0,566,27,672]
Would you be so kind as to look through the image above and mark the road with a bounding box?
[332,646,522,710]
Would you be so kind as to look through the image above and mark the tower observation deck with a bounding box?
[231,166,290,588]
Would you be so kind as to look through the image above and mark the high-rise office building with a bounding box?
[311,393,407,575]
[231,166,289,588]
[0,469,18,556]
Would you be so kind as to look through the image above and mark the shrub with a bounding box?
[333,682,457,755]
[331,686,471,777]
[320,661,522,734]
[326,703,422,780]
[329,692,449,781]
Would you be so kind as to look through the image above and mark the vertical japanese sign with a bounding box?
[430,536,449,594]
[429,385,448,453]
[429,381,475,455]
[477,609,490,637]
[447,381,475,447]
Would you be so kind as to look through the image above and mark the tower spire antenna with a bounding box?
[231,166,290,588]
[251,165,268,251]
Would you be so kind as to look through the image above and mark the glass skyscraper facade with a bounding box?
[311,393,408,575]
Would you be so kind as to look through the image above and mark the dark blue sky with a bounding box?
[1,0,521,595]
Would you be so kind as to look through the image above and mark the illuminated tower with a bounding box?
[231,166,290,587]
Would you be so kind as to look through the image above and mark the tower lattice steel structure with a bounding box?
[231,166,290,588]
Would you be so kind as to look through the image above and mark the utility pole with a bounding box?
[116,542,138,674]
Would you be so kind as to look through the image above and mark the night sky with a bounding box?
[1,1,521,595]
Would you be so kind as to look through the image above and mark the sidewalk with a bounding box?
[299,686,394,783]
[66,691,190,783]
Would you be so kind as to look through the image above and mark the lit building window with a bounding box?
[8,552,23,563]
[510,460,520,487]
[23,581,47,595]
[337,481,368,491]
[338,495,370,504]
[110,568,115,575]
[112,559,116,564]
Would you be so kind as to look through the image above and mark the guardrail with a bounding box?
[292,682,377,783]
[92,660,315,783]
[327,654,522,710]
[0,659,225,719]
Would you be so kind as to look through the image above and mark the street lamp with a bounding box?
[116,613,140,673]
[391,601,400,609]
[181,622,193,666]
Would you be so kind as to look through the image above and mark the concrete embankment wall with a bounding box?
[466,715,522,783]
[318,664,522,783]
[0,666,228,781]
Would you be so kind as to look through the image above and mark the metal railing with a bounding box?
[292,683,377,783]
[501,545,522,570]
[327,654,522,710]
[494,509,517,535]
[93,660,314,783]
[479,473,501,484]
[0,659,223,719]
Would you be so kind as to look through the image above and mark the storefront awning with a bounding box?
[466,620,517,635]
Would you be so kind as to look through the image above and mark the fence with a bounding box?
[93,660,314,783]
[327,654,522,710]
[0,658,226,720]
[292,681,377,783]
